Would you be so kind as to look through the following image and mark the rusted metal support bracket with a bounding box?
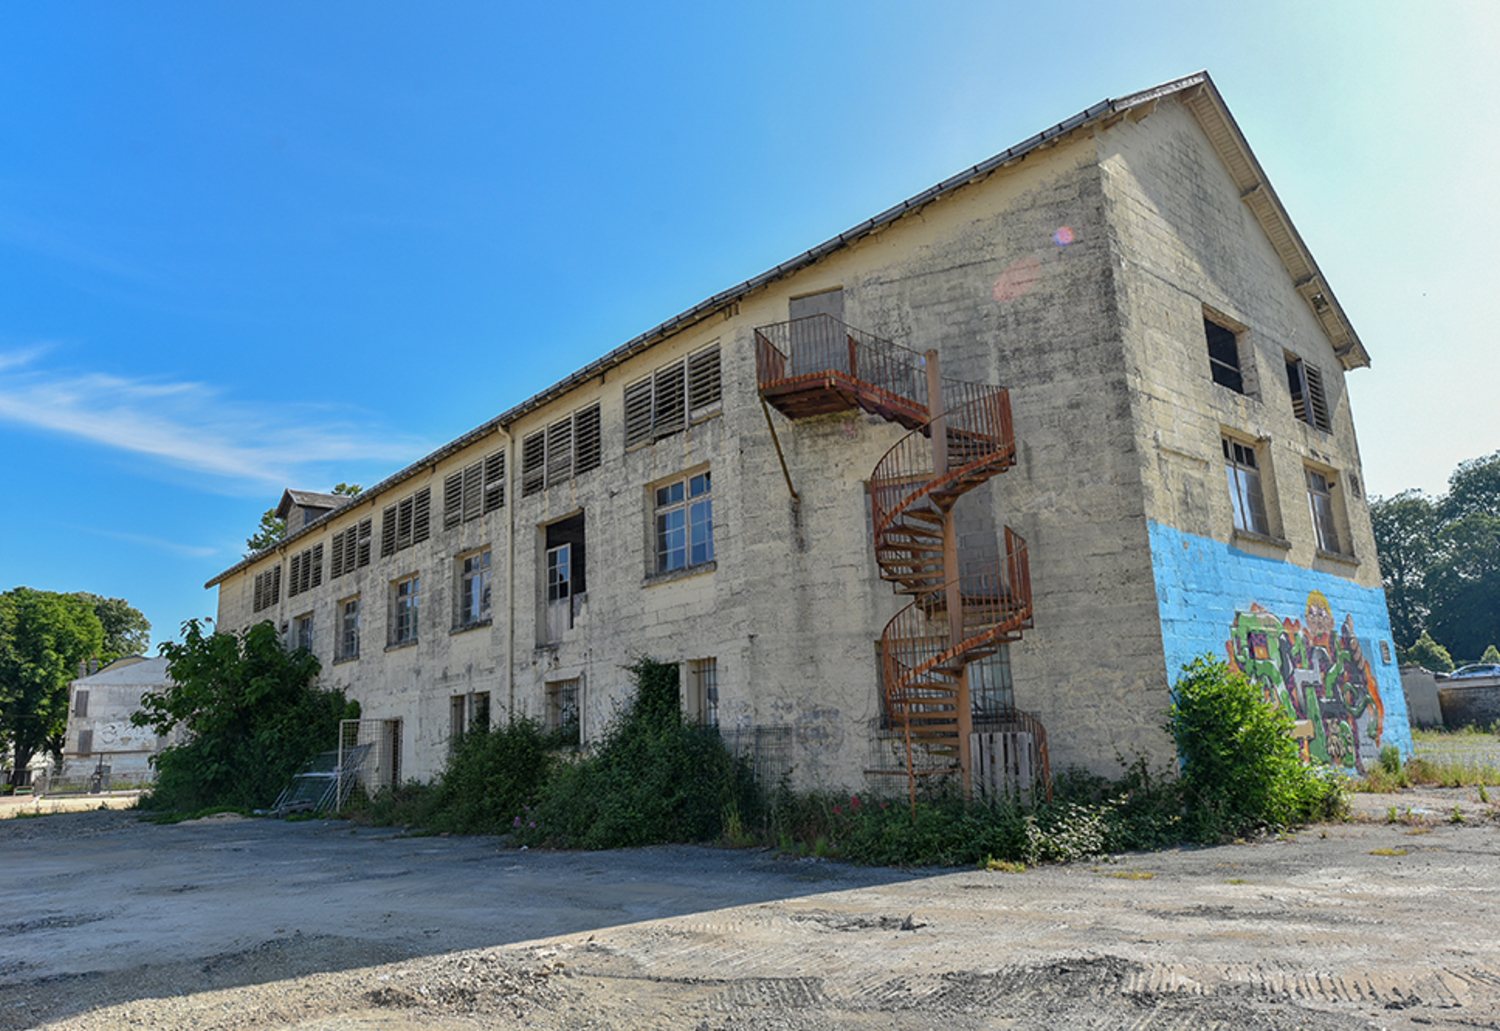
[760,396,800,504]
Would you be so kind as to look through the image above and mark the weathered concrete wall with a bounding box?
[1096,98,1406,771]
[1438,677,1500,730]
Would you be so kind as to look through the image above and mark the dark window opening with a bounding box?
[544,513,586,640]
[1205,317,1244,393]
[1285,353,1332,432]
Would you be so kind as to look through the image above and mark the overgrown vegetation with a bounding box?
[352,658,758,848]
[1166,657,1347,839]
[350,654,1347,867]
[133,619,358,812]
[1353,725,1500,790]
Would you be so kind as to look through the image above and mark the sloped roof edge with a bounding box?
[1119,73,1370,372]
[207,71,1364,588]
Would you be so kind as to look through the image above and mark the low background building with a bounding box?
[60,656,178,789]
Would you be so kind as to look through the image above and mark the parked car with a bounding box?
[1436,663,1500,681]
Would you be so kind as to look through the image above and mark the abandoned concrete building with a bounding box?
[62,657,178,788]
[206,72,1413,797]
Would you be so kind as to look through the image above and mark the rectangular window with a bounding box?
[544,513,586,642]
[1223,436,1270,536]
[380,488,432,558]
[1285,353,1332,432]
[253,566,282,613]
[288,544,324,599]
[1205,315,1245,394]
[970,645,1014,722]
[338,597,361,660]
[1306,468,1342,554]
[73,689,89,719]
[391,576,420,646]
[625,344,722,448]
[448,691,492,741]
[686,658,719,727]
[294,613,314,653]
[655,471,714,573]
[521,403,601,497]
[547,677,581,743]
[458,549,492,626]
[78,728,93,754]
[331,519,372,578]
[445,449,506,529]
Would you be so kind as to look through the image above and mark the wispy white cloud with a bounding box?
[73,525,221,560]
[0,349,430,490]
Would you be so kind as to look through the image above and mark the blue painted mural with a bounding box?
[1149,521,1413,769]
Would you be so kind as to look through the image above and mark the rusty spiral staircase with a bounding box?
[756,314,1048,804]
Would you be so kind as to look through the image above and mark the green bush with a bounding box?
[135,620,357,813]
[1166,657,1347,838]
[421,717,556,834]
[514,658,760,849]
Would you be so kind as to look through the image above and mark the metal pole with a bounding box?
[925,351,973,797]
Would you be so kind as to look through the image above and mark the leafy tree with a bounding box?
[1370,490,1438,650]
[1406,631,1454,673]
[1440,450,1500,523]
[73,593,151,662]
[1166,657,1345,839]
[245,510,286,555]
[1426,513,1500,661]
[332,483,363,496]
[0,589,104,786]
[134,618,358,811]
[1483,645,1500,664]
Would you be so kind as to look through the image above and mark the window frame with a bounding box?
[1223,435,1272,537]
[252,565,282,613]
[546,677,581,744]
[331,519,373,578]
[1285,352,1332,433]
[624,343,722,449]
[337,596,361,662]
[444,449,506,530]
[1203,310,1253,397]
[390,575,420,647]
[288,543,324,599]
[294,612,314,654]
[653,470,714,575]
[380,487,432,558]
[457,548,492,628]
[520,403,602,497]
[1305,466,1345,555]
[686,658,719,727]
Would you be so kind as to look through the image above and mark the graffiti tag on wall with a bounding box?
[1226,591,1386,772]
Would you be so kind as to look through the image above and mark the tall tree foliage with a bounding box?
[73,593,151,662]
[0,589,104,786]
[1370,489,1438,651]
[134,619,357,811]
[1373,450,1500,660]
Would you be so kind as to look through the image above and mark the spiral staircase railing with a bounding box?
[755,315,1047,804]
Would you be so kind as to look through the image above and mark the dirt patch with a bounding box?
[2,790,1498,1029]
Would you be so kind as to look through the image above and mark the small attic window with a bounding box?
[1204,315,1246,394]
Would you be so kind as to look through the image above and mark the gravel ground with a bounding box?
[3,788,1499,1030]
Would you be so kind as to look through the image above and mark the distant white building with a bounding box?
[64,656,178,785]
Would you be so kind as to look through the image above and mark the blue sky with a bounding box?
[3,1,1497,653]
